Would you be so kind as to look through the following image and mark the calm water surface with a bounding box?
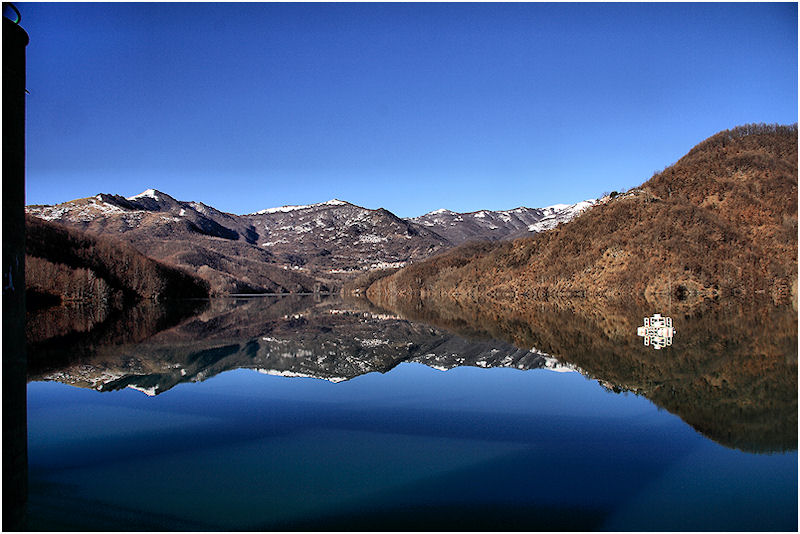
[25,296,798,531]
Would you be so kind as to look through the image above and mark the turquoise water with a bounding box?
[27,362,797,531]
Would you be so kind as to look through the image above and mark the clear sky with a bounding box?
[20,2,798,218]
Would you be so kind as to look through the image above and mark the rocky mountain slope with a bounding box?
[241,199,449,276]
[409,201,595,245]
[27,190,322,294]
[27,191,594,295]
[368,123,798,306]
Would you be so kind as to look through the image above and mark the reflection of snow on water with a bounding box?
[542,356,579,373]
[360,338,389,347]
[637,313,675,349]
[127,384,158,396]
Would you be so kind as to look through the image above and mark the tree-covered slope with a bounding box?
[26,215,210,305]
[368,124,798,305]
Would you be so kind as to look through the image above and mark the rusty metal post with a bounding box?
[3,10,30,531]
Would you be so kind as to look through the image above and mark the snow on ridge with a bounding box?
[571,199,596,210]
[417,201,593,220]
[502,207,529,214]
[544,199,596,213]
[526,199,597,233]
[127,189,162,201]
[253,199,349,215]
[255,204,314,214]
[26,196,135,222]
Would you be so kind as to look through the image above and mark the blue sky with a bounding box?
[21,2,797,218]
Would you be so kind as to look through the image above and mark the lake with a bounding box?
[25,295,798,531]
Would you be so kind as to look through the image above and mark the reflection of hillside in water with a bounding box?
[27,298,208,373]
[27,295,564,397]
[369,292,797,453]
[28,293,797,453]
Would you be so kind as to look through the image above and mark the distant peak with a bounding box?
[324,199,348,206]
[127,188,169,201]
[429,208,453,215]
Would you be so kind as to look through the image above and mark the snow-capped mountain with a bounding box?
[241,199,449,275]
[409,200,596,245]
[27,189,257,242]
[26,189,596,294]
[27,190,306,294]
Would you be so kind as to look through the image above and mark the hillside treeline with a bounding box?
[368,123,798,306]
[26,215,210,306]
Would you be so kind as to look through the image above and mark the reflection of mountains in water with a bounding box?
[369,292,798,454]
[27,295,574,397]
[27,294,797,453]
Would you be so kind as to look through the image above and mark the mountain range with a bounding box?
[28,124,793,304]
[26,191,595,295]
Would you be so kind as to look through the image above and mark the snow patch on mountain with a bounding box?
[357,234,388,244]
[527,200,596,233]
[127,189,161,201]
[27,197,136,222]
[409,199,596,245]
[252,199,348,215]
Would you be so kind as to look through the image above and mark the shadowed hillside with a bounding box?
[369,124,797,306]
[26,215,210,305]
[25,216,211,352]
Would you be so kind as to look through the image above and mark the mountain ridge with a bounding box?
[27,191,596,294]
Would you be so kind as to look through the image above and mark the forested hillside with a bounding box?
[26,215,209,307]
[368,124,798,306]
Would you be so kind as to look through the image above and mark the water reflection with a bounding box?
[28,293,797,453]
[636,313,675,349]
[367,293,797,453]
[27,296,567,395]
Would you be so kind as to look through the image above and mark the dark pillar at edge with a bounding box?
[3,15,30,531]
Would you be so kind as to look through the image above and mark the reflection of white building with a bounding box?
[637,313,675,349]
